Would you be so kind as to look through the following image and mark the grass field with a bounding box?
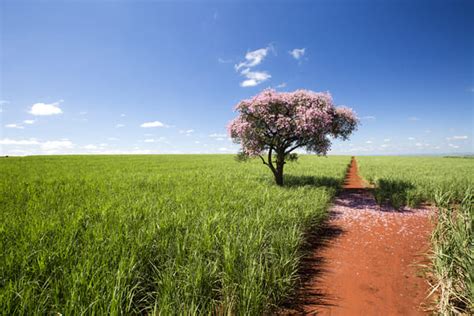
[357,156,473,314]
[0,155,350,314]
[357,156,474,208]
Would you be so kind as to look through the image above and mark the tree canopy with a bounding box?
[228,89,358,185]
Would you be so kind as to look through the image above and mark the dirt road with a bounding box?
[285,157,433,315]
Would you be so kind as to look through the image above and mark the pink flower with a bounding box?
[228,89,358,157]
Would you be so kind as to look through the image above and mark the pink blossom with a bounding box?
[228,89,358,157]
[228,89,358,184]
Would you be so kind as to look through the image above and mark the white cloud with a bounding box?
[0,138,39,145]
[408,116,420,121]
[276,82,287,88]
[234,47,273,87]
[0,138,74,153]
[115,124,125,128]
[83,144,98,150]
[5,124,24,129]
[41,140,73,150]
[209,133,227,138]
[448,143,460,149]
[5,149,31,156]
[408,137,415,141]
[289,48,305,60]
[194,141,200,144]
[29,101,63,116]
[23,120,35,124]
[218,58,233,64]
[365,140,373,144]
[235,47,269,71]
[240,69,271,87]
[218,147,229,151]
[415,142,423,147]
[384,138,391,142]
[179,129,194,135]
[446,135,468,141]
[120,113,126,117]
[140,121,166,128]
[107,137,119,141]
[381,144,389,148]
[143,137,166,143]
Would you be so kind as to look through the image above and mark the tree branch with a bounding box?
[285,142,306,155]
[267,147,276,174]
[258,155,268,166]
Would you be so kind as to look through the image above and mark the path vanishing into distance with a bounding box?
[283,157,434,315]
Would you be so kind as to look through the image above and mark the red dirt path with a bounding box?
[283,157,434,315]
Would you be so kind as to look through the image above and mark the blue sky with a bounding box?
[1,0,472,155]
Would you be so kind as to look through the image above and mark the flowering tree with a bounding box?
[228,89,358,186]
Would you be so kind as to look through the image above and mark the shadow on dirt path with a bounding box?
[278,157,434,315]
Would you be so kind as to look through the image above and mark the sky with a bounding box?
[1,0,473,156]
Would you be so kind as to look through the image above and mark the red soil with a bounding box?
[282,157,434,315]
[342,157,367,189]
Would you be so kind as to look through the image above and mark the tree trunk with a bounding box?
[274,151,285,186]
[274,168,283,186]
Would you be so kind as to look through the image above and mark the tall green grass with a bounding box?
[431,189,473,315]
[357,157,474,208]
[0,155,349,314]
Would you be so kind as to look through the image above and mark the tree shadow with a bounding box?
[372,179,418,210]
[283,175,342,189]
[277,220,345,314]
[332,190,418,214]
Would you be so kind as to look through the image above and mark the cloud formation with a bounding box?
[289,48,305,60]
[140,121,166,128]
[209,133,227,138]
[1,138,74,153]
[235,48,269,71]
[29,101,63,116]
[235,47,272,87]
[0,138,39,145]
[179,129,194,135]
[446,135,468,141]
[240,69,271,87]
[5,124,24,129]
[41,140,73,150]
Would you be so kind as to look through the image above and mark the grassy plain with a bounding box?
[357,156,473,208]
[0,154,350,314]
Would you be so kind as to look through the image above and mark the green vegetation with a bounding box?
[357,157,474,208]
[432,190,473,315]
[0,155,350,314]
[357,156,474,314]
